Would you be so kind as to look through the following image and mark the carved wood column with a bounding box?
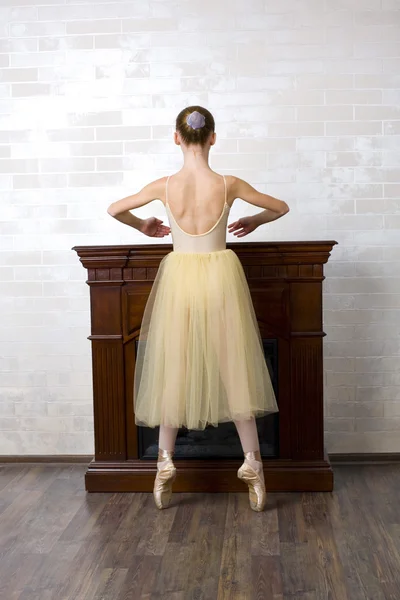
[81,249,128,461]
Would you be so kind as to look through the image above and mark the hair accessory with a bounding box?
[186,110,206,130]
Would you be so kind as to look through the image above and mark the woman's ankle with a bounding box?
[158,447,174,461]
[243,450,261,462]
[242,451,263,477]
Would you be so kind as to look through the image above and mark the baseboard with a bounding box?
[329,452,400,464]
[0,455,93,463]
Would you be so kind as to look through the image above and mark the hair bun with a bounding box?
[186,110,206,130]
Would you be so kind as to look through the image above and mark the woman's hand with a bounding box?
[228,215,259,238]
[140,217,171,238]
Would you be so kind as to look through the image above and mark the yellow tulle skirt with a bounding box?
[133,248,279,430]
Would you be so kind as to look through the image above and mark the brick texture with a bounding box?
[1,0,399,454]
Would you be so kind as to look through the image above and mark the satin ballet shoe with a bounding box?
[237,451,267,512]
[153,449,177,510]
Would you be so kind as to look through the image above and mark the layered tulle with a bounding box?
[133,248,278,430]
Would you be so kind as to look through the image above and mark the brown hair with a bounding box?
[175,105,215,148]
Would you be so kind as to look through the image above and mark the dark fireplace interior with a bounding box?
[137,338,279,460]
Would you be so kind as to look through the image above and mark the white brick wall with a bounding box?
[1,0,399,455]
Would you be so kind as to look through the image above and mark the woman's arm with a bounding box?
[232,176,290,222]
[252,207,288,226]
[228,176,290,238]
[107,177,171,237]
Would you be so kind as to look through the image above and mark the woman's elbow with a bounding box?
[280,202,290,215]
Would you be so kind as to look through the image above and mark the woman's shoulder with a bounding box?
[158,172,240,207]
[147,175,170,207]
[221,175,239,208]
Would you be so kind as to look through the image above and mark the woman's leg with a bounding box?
[233,417,261,458]
[154,424,178,510]
[233,417,264,475]
[158,424,179,462]
[234,416,266,511]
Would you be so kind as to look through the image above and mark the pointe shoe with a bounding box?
[237,451,267,512]
[153,449,176,510]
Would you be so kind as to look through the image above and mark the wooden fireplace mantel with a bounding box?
[72,240,337,493]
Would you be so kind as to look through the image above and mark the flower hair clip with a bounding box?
[186,110,206,130]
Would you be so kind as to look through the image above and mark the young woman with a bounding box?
[107,106,289,512]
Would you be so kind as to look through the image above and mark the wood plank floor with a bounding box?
[0,463,399,600]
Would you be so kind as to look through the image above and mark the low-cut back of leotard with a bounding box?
[165,175,230,253]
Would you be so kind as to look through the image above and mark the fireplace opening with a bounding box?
[136,338,279,460]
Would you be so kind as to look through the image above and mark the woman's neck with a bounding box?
[181,146,211,172]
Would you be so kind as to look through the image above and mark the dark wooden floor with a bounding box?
[1,463,399,600]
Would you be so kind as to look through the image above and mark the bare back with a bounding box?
[164,171,231,253]
[163,171,232,237]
